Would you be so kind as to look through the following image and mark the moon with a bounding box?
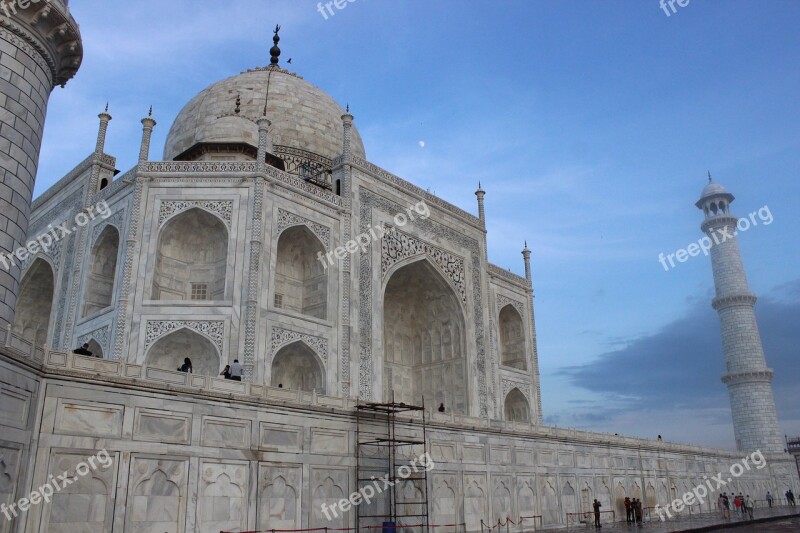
[418,140,425,148]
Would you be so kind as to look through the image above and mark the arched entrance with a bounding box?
[270,341,325,393]
[504,388,530,422]
[274,226,327,319]
[383,259,467,413]
[82,225,119,316]
[152,208,228,300]
[146,328,220,375]
[13,258,54,344]
[499,304,526,369]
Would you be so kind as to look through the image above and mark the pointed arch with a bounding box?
[499,304,526,369]
[86,339,103,358]
[274,225,327,319]
[382,257,468,413]
[152,207,228,300]
[13,257,55,344]
[504,388,530,422]
[145,327,221,376]
[270,340,325,393]
[82,224,120,317]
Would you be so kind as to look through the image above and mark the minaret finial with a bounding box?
[104,102,108,113]
[270,24,281,66]
[346,103,349,113]
[148,105,152,117]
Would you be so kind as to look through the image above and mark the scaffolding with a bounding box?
[355,398,430,532]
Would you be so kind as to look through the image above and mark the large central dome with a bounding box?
[163,67,365,163]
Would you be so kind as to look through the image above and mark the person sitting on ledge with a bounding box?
[177,357,192,373]
[220,365,231,379]
[438,402,445,413]
[229,359,243,381]
[73,343,93,357]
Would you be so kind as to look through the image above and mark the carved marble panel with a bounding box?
[44,450,117,533]
[276,209,331,249]
[257,463,302,530]
[144,320,225,354]
[55,400,124,438]
[464,473,488,532]
[201,417,252,449]
[126,456,188,533]
[270,327,328,364]
[197,460,248,533]
[0,385,29,429]
[310,467,348,530]
[133,408,192,445]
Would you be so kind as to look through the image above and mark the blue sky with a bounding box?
[36,1,800,449]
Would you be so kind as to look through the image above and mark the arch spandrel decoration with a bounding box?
[501,379,530,402]
[144,320,225,354]
[276,209,331,249]
[497,294,525,316]
[158,200,233,228]
[270,326,329,364]
[381,226,466,304]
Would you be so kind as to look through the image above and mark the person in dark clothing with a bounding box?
[634,498,643,523]
[73,343,93,356]
[593,499,602,527]
[624,497,631,523]
[220,365,231,379]
[178,357,192,373]
[438,403,445,413]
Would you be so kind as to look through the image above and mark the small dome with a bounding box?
[700,181,728,198]
[164,67,365,162]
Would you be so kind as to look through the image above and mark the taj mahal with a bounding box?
[0,3,797,532]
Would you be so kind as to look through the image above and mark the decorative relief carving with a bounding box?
[488,263,529,287]
[502,379,530,401]
[381,225,466,303]
[114,181,143,359]
[144,320,225,354]
[143,161,256,173]
[497,294,525,316]
[270,327,328,363]
[276,209,331,248]
[265,165,343,207]
[158,200,233,228]
[243,177,265,381]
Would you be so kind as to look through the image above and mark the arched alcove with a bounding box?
[152,208,228,300]
[86,339,103,358]
[82,225,120,317]
[499,304,526,370]
[383,259,467,413]
[274,226,327,319]
[13,258,54,344]
[145,328,220,375]
[270,341,325,393]
[504,388,530,422]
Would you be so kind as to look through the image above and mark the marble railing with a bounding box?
[0,324,749,458]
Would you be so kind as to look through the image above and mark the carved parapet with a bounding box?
[711,293,757,311]
[721,369,775,386]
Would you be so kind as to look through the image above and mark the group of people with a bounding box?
[73,343,101,358]
[785,489,796,506]
[718,492,753,519]
[624,497,643,524]
[175,357,244,381]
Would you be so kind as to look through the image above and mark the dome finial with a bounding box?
[235,94,241,115]
[270,24,281,66]
[708,170,712,183]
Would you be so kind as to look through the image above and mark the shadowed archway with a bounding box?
[383,258,467,413]
[13,258,54,344]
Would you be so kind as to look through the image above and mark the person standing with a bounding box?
[634,498,643,523]
[718,493,725,516]
[229,359,243,381]
[624,497,631,523]
[593,499,602,528]
[722,493,730,519]
[766,491,773,508]
[744,495,753,519]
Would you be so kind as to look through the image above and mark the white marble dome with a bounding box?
[163,67,365,161]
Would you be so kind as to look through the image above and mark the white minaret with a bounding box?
[696,176,783,453]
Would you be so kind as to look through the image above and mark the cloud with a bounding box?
[552,279,800,448]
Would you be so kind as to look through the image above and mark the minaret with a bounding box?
[475,182,486,224]
[696,175,783,453]
[138,107,157,162]
[0,2,82,327]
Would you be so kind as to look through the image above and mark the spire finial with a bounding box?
[708,170,712,183]
[346,103,349,113]
[270,24,281,66]
[235,95,241,115]
[148,105,152,117]
[104,102,108,113]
